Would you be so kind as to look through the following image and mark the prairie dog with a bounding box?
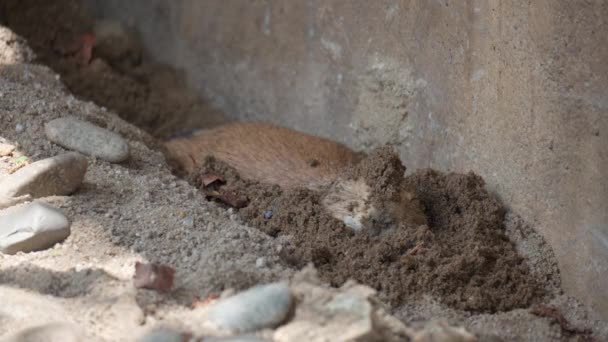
[164,122,427,231]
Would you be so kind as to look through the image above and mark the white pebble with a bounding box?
[255,257,267,268]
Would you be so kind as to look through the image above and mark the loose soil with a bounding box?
[193,147,541,313]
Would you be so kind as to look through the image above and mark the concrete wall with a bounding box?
[83,0,608,318]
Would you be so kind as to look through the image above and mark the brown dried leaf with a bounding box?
[133,262,175,292]
[205,189,248,208]
[200,172,225,187]
[218,190,249,208]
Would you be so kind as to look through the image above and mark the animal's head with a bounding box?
[322,178,427,233]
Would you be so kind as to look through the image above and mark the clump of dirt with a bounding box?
[192,148,542,313]
[0,0,227,138]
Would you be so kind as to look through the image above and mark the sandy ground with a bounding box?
[0,26,290,341]
[0,17,607,342]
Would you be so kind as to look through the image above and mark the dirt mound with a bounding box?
[193,148,542,313]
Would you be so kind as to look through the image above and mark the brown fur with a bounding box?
[164,122,362,189]
[164,122,426,231]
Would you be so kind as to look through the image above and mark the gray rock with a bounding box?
[45,117,129,162]
[0,152,87,199]
[206,282,293,333]
[139,328,192,342]
[0,202,70,254]
[3,322,84,342]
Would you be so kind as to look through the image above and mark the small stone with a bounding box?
[0,152,87,199]
[263,210,273,219]
[15,123,25,133]
[0,201,71,254]
[4,322,84,342]
[255,257,267,268]
[183,215,195,227]
[206,282,293,333]
[139,328,192,342]
[45,116,129,162]
[0,143,15,156]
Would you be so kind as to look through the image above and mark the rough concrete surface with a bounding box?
[82,0,608,319]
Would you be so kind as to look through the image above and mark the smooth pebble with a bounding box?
[0,152,87,199]
[206,282,293,333]
[45,116,129,162]
[0,202,71,254]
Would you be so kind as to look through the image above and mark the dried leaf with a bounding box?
[133,262,175,292]
[200,172,224,187]
[205,189,248,208]
[78,33,96,65]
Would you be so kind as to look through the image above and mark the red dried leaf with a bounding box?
[191,293,220,309]
[78,32,96,65]
[133,262,175,292]
[200,172,225,187]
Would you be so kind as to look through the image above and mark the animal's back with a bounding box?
[164,122,362,189]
